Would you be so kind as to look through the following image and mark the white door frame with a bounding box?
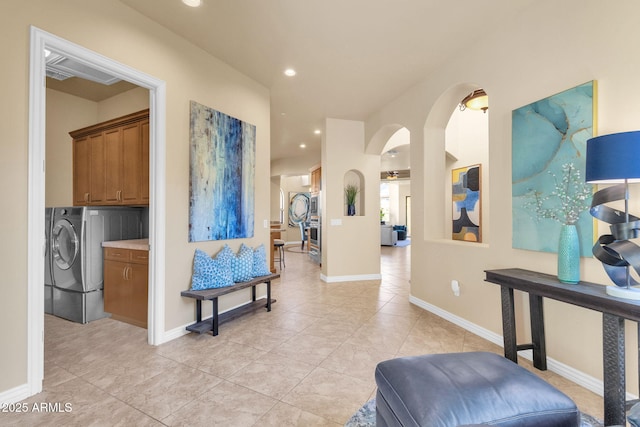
[27,26,166,396]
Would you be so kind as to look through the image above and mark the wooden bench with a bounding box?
[181,273,279,336]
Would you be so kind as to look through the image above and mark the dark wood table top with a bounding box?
[485,268,640,322]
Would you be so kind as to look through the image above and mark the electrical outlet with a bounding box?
[451,280,460,297]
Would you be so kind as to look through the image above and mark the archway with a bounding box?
[423,83,489,242]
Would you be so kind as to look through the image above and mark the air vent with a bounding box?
[45,68,72,81]
[46,52,120,85]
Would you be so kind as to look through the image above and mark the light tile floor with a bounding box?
[5,244,604,426]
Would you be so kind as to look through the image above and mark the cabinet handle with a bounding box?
[84,192,89,202]
[126,266,131,281]
[122,266,127,280]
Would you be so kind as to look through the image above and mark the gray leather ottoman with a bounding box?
[375,352,580,427]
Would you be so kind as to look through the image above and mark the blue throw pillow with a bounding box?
[190,248,233,290]
[247,244,271,276]
[231,244,254,282]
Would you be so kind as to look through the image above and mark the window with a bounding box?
[380,182,390,223]
[279,188,285,224]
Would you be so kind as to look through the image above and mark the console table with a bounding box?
[485,268,640,426]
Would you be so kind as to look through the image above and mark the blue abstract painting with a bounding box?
[512,82,595,255]
[189,101,256,242]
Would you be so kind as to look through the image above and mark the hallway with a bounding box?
[6,244,603,425]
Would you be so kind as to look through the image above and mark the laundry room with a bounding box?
[44,58,151,328]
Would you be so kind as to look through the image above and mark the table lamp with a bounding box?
[586,130,640,300]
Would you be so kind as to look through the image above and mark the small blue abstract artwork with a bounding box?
[512,82,595,255]
[189,101,256,242]
[452,164,481,242]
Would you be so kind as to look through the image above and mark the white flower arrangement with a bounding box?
[526,163,593,225]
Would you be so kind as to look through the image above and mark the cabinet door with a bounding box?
[104,250,148,328]
[129,261,148,327]
[89,132,106,204]
[141,120,150,203]
[121,122,142,204]
[73,136,91,205]
[104,128,123,204]
[104,259,128,317]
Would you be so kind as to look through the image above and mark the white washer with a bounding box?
[51,206,142,323]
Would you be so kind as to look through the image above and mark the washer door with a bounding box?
[52,219,79,270]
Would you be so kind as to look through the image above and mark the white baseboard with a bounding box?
[0,383,31,405]
[320,273,382,283]
[409,295,638,401]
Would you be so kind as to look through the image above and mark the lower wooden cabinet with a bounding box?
[104,247,148,328]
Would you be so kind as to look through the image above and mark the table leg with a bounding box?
[529,294,547,370]
[603,313,626,426]
[500,286,518,363]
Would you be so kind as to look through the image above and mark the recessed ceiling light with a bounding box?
[284,68,296,77]
[182,0,201,7]
[299,143,306,148]
[314,130,321,135]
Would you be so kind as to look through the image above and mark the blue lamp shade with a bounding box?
[586,131,640,183]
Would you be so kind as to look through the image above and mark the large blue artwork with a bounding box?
[189,101,256,242]
[512,82,595,256]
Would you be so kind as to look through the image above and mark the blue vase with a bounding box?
[557,224,580,284]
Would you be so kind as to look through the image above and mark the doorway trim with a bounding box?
[28,26,166,397]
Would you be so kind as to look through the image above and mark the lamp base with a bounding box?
[605,285,640,300]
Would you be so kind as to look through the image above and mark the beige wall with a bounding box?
[96,87,149,122]
[322,118,380,279]
[365,0,640,391]
[0,0,269,395]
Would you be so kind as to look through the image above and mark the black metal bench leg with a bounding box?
[266,281,271,312]
[196,300,202,323]
[212,297,219,336]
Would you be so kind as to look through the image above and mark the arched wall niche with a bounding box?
[344,169,365,216]
[423,83,489,242]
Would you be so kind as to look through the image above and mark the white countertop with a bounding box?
[102,238,149,251]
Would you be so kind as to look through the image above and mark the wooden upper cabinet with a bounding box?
[70,109,149,206]
[104,127,122,204]
[89,132,106,204]
[140,120,150,203]
[73,136,91,205]
[310,165,321,194]
[121,122,143,204]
